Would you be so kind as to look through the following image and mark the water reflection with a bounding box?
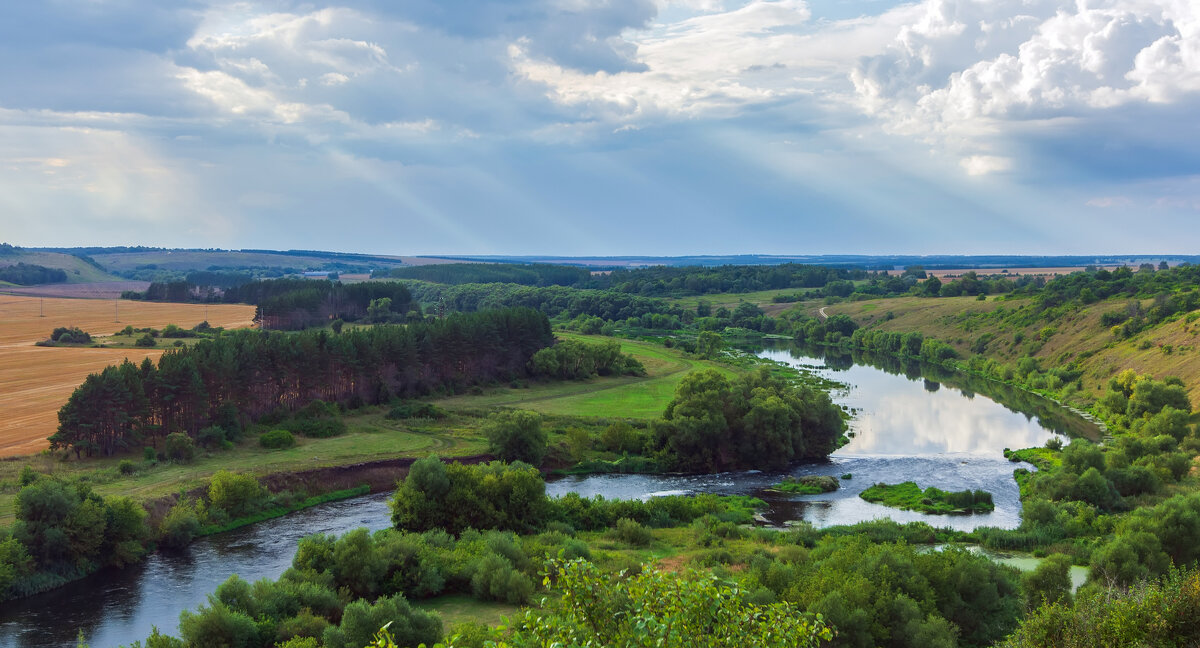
[548,343,1099,534]
[759,346,1071,456]
[0,494,393,648]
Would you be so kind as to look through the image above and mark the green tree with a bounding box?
[366,297,393,322]
[207,471,267,519]
[696,331,722,359]
[483,410,547,465]
[486,559,831,648]
[322,595,441,648]
[1022,554,1073,609]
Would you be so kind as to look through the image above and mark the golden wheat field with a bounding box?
[0,296,255,457]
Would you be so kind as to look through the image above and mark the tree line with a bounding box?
[375,262,592,287]
[50,307,553,457]
[130,278,417,330]
[0,262,67,285]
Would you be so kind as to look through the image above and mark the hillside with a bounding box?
[824,295,1200,406]
[87,249,410,274]
[0,250,120,284]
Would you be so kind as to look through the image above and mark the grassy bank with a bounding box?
[0,410,487,526]
[432,333,738,419]
[197,484,371,536]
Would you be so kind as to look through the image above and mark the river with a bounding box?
[0,343,1098,647]
[0,495,393,648]
[545,343,1098,531]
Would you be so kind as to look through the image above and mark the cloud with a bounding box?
[3,0,1200,253]
[959,154,1012,176]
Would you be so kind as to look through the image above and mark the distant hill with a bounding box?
[0,248,121,284]
[27,247,417,282]
[432,254,1200,270]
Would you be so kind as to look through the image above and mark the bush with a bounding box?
[50,327,92,344]
[163,433,196,463]
[282,418,346,439]
[484,410,547,465]
[196,426,227,449]
[260,429,296,450]
[390,458,548,535]
[207,471,267,519]
[384,402,446,420]
[159,498,203,548]
[135,333,157,347]
[322,595,442,648]
[118,460,136,475]
[611,518,653,546]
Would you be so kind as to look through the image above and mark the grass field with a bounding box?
[415,594,520,628]
[433,333,738,419]
[0,296,255,457]
[664,288,813,317]
[0,409,489,526]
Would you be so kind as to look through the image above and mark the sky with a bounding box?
[1,0,1198,256]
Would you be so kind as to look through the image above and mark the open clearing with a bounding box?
[0,296,255,457]
[433,333,738,419]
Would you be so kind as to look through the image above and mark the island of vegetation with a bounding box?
[768,475,841,494]
[860,481,996,514]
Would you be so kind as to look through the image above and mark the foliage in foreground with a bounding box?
[444,559,832,648]
[1001,567,1200,648]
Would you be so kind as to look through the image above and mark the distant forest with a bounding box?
[0,263,67,285]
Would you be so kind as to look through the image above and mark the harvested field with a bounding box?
[0,296,255,457]
[0,281,150,299]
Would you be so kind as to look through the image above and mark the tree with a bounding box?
[651,368,845,471]
[484,410,547,465]
[1022,554,1073,609]
[390,459,548,535]
[322,595,441,648]
[696,331,722,359]
[923,276,942,296]
[366,297,392,322]
[207,471,267,519]
[485,559,832,648]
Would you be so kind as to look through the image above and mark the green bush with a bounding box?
[159,498,203,548]
[207,471,267,519]
[118,460,136,475]
[483,410,547,465]
[260,429,296,450]
[163,433,196,463]
[384,402,446,420]
[611,518,653,546]
[322,595,441,648]
[282,418,346,438]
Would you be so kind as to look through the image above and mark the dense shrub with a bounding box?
[207,471,268,519]
[390,458,548,535]
[159,499,203,548]
[650,367,845,472]
[163,433,196,463]
[259,429,296,449]
[483,410,547,465]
